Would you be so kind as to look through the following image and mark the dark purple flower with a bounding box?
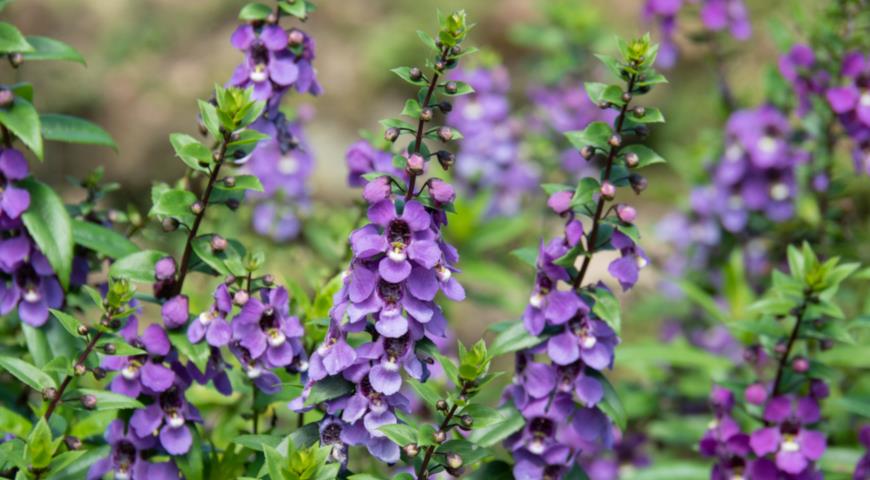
[0,148,31,219]
[0,235,63,327]
[749,396,826,475]
[187,283,232,347]
[103,319,175,398]
[856,425,870,479]
[232,286,304,368]
[130,385,201,455]
[87,419,178,480]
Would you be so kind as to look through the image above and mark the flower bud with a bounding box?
[226,199,241,210]
[460,415,473,428]
[547,191,573,214]
[80,394,97,410]
[434,61,446,71]
[409,67,423,81]
[406,153,425,175]
[420,107,433,122]
[444,81,458,94]
[263,274,274,286]
[629,174,648,194]
[616,204,637,223]
[77,325,89,336]
[363,176,391,203]
[600,181,616,200]
[436,399,448,412]
[622,92,632,102]
[162,218,179,232]
[608,134,622,147]
[580,146,594,160]
[210,235,228,253]
[438,101,452,113]
[384,127,400,143]
[633,106,646,117]
[429,179,455,203]
[191,201,204,215]
[92,367,107,380]
[234,290,250,306]
[74,363,87,376]
[451,45,462,55]
[223,176,236,188]
[42,387,58,401]
[288,30,305,46]
[792,356,809,373]
[102,343,116,355]
[624,152,639,168]
[598,101,611,110]
[433,430,446,444]
[437,126,454,142]
[436,150,455,170]
[8,52,23,68]
[744,383,767,405]
[0,89,13,108]
[634,125,650,137]
[446,453,463,469]
[65,436,82,451]
[821,339,834,350]
[774,343,787,355]
[403,443,419,457]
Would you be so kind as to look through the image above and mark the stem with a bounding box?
[572,74,637,290]
[710,36,737,114]
[770,298,809,398]
[404,47,450,201]
[416,383,470,479]
[174,132,232,294]
[44,329,106,420]
[252,388,259,434]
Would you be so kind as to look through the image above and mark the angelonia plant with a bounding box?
[502,35,667,480]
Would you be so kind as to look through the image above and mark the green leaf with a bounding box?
[22,323,51,368]
[588,370,625,430]
[0,22,33,53]
[170,133,212,173]
[466,406,524,447]
[572,177,601,206]
[72,219,138,259]
[0,355,56,390]
[620,144,665,168]
[150,188,197,226]
[21,178,72,288]
[39,113,117,149]
[416,30,439,51]
[591,287,621,334]
[176,426,204,480]
[442,80,474,96]
[488,321,543,357]
[401,99,422,119]
[279,0,307,19]
[109,249,168,283]
[305,376,354,406]
[458,404,506,427]
[75,389,144,410]
[836,396,870,418]
[565,121,611,151]
[46,450,86,477]
[9,82,33,102]
[218,174,263,192]
[0,96,42,159]
[391,66,427,86]
[406,378,440,409]
[95,337,145,356]
[233,434,282,451]
[168,331,209,373]
[21,36,84,64]
[584,82,624,107]
[191,235,246,277]
[378,424,416,446]
[197,100,221,139]
[628,106,665,123]
[511,247,538,268]
[50,309,82,339]
[263,444,288,480]
[26,419,58,470]
[239,2,273,20]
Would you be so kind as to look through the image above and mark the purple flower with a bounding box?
[856,425,870,479]
[749,396,826,475]
[0,148,31,219]
[346,140,403,188]
[103,319,176,398]
[826,52,870,129]
[229,341,283,394]
[161,294,189,329]
[187,284,232,347]
[87,419,178,480]
[608,231,649,291]
[232,286,304,368]
[188,347,233,396]
[0,235,63,327]
[130,384,201,455]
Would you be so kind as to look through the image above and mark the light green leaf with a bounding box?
[75,389,144,410]
[238,2,272,20]
[488,321,543,357]
[109,249,168,283]
[0,96,42,159]
[21,36,84,64]
[72,219,138,259]
[620,144,665,168]
[40,113,116,149]
[0,22,33,53]
[0,356,56,390]
[51,309,82,339]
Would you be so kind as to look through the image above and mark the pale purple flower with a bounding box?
[345,140,403,188]
[87,419,178,480]
[0,148,31,219]
[0,235,63,327]
[103,318,175,398]
[129,384,201,455]
[232,286,304,368]
[187,283,233,347]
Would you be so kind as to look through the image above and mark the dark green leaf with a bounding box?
[20,36,84,64]
[0,96,42,159]
[50,309,81,339]
[0,355,56,390]
[591,287,621,334]
[305,376,354,406]
[620,144,665,168]
[489,321,543,357]
[21,178,72,287]
[109,250,168,283]
[191,235,247,277]
[72,219,138,259]
[22,324,51,368]
[46,450,86,477]
[76,389,144,410]
[168,331,209,373]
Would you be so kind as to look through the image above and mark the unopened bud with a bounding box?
[226,198,241,211]
[436,399,448,412]
[263,274,274,286]
[446,453,463,469]
[624,152,639,168]
[64,436,82,451]
[437,127,453,142]
[8,53,22,68]
[438,101,453,113]
[436,150,455,170]
[407,153,425,175]
[384,127,400,143]
[190,202,204,215]
[0,89,13,108]
[420,107,433,122]
[616,204,637,223]
[598,101,611,110]
[102,343,116,355]
[608,134,622,147]
[451,45,462,55]
[460,415,473,428]
[633,106,646,117]
[774,343,787,355]
[409,67,423,81]
[433,430,446,444]
[234,290,249,306]
[80,394,97,410]
[210,235,228,253]
[74,363,87,376]
[403,443,419,457]
[444,81,458,94]
[92,367,107,380]
[600,181,616,200]
[223,176,236,188]
[792,357,809,373]
[821,339,834,350]
[288,30,305,46]
[622,92,632,103]
[580,146,594,160]
[77,325,89,336]
[434,61,446,71]
[42,387,58,401]
[162,218,179,232]
[629,174,648,194]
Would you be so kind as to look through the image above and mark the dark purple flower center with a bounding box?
[386,220,411,245]
[384,336,409,359]
[113,440,136,472]
[250,43,269,66]
[321,422,342,445]
[378,280,403,304]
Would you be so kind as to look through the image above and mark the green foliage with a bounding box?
[0,95,42,159]
[21,36,84,64]
[21,178,73,288]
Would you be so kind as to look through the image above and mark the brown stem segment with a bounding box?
[416,382,470,479]
[770,298,809,398]
[174,132,232,294]
[44,329,106,420]
[572,74,637,290]
[404,48,450,201]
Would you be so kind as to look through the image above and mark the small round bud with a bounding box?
[436,399,448,412]
[65,436,82,451]
[212,151,222,162]
[420,107,433,122]
[0,89,14,108]
[460,415,473,428]
[226,198,241,210]
[162,218,179,232]
[433,430,446,444]
[622,92,632,102]
[225,275,237,284]
[288,30,305,46]
[407,153,425,175]
[434,61,446,71]
[42,387,58,401]
[92,367,107,380]
[437,127,454,142]
[616,204,637,223]
[234,290,250,306]
[634,125,650,137]
[8,53,23,68]
[608,134,622,147]
[223,176,236,188]
[446,466,465,477]
[438,101,453,113]
[436,150,455,170]
[792,357,810,373]
[774,343,787,355]
[451,45,462,55]
[624,152,639,168]
[384,127,400,143]
[74,363,87,376]
[580,146,594,160]
[103,343,116,355]
[821,339,834,350]
[77,325,89,336]
[210,235,228,253]
[444,81,458,94]
[409,67,423,81]
[80,394,97,410]
[446,453,463,469]
[110,319,121,329]
[263,274,274,286]
[633,106,646,117]
[629,174,648,194]
[403,443,419,457]
[598,101,611,110]
[744,383,767,405]
[600,181,616,200]
[190,201,204,215]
